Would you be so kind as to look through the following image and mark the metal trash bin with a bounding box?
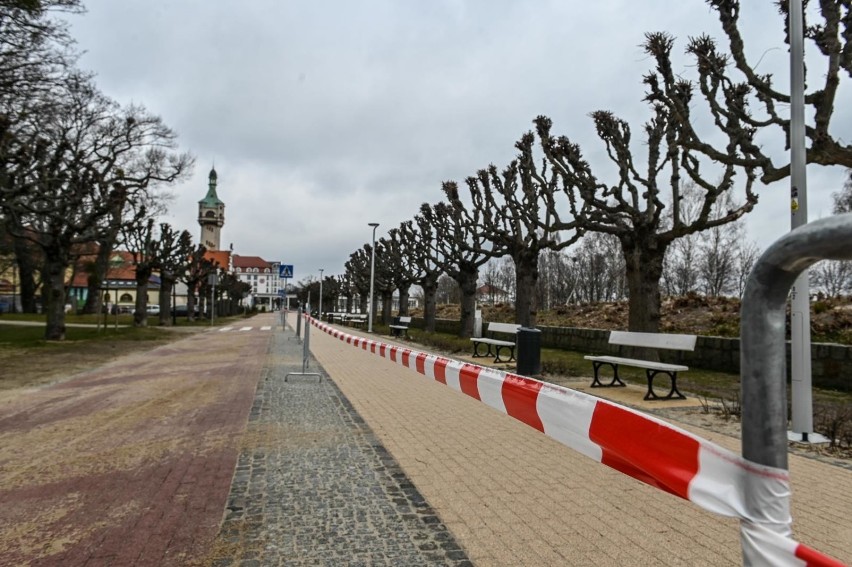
[516,327,542,376]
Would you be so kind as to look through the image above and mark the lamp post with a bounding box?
[788,0,813,441]
[318,268,324,321]
[368,222,379,332]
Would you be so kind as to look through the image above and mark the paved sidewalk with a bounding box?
[307,319,852,566]
[207,330,471,566]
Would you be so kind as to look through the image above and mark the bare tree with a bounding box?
[445,133,583,327]
[336,272,355,314]
[536,32,759,336]
[183,244,215,321]
[570,233,626,304]
[811,173,852,296]
[400,216,443,332]
[123,217,157,327]
[153,223,192,326]
[835,175,852,214]
[0,73,192,339]
[420,200,494,338]
[344,247,371,314]
[682,2,852,182]
[381,226,422,317]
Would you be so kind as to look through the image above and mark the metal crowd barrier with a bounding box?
[740,212,852,564]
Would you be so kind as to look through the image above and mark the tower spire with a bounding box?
[198,165,225,250]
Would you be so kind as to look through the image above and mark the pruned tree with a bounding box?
[337,272,355,314]
[344,247,371,314]
[381,226,422,317]
[153,222,192,326]
[680,1,852,182]
[183,244,214,321]
[445,131,583,328]
[400,216,443,332]
[535,32,760,337]
[123,216,157,327]
[420,200,493,339]
[372,240,396,325]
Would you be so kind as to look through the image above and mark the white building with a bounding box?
[233,255,281,310]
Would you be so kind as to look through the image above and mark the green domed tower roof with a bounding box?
[199,167,224,207]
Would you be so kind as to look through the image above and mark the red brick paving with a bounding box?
[0,317,273,566]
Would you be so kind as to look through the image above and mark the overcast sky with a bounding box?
[67,1,850,283]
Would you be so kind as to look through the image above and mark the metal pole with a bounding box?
[740,213,852,563]
[368,222,379,332]
[788,0,813,441]
[296,306,302,338]
[318,268,324,321]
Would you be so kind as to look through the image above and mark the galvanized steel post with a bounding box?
[740,213,852,561]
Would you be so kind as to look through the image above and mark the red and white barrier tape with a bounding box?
[308,317,846,566]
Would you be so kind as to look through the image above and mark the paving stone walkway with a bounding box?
[208,329,471,566]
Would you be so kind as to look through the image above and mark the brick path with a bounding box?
[0,319,270,566]
[306,318,852,566]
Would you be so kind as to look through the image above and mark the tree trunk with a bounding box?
[358,293,368,314]
[455,266,478,339]
[514,252,539,328]
[81,234,117,314]
[158,276,174,326]
[187,289,197,321]
[43,259,67,340]
[381,292,392,324]
[398,284,411,316]
[422,277,438,333]
[622,238,668,360]
[133,267,152,327]
[13,237,38,313]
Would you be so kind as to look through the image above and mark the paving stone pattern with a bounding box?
[212,332,471,566]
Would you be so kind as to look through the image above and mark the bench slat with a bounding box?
[486,322,521,334]
[608,330,696,351]
[584,355,688,372]
[471,338,514,347]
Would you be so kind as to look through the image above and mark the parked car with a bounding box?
[170,305,198,317]
[146,304,160,315]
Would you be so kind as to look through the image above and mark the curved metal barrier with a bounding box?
[740,213,852,565]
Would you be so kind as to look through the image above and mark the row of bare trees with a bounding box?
[306,2,852,339]
[0,1,218,339]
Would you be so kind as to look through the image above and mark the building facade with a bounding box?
[232,255,281,310]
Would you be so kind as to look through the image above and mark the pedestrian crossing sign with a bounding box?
[279,264,294,278]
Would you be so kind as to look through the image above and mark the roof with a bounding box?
[204,250,231,269]
[69,250,159,288]
[199,167,224,207]
[232,255,272,269]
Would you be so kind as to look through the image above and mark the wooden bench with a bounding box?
[389,316,412,338]
[470,322,521,363]
[584,331,697,400]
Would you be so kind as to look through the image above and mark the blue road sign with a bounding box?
[279,264,294,278]
[277,289,285,297]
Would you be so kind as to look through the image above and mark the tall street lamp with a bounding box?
[318,268,324,321]
[368,222,379,333]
